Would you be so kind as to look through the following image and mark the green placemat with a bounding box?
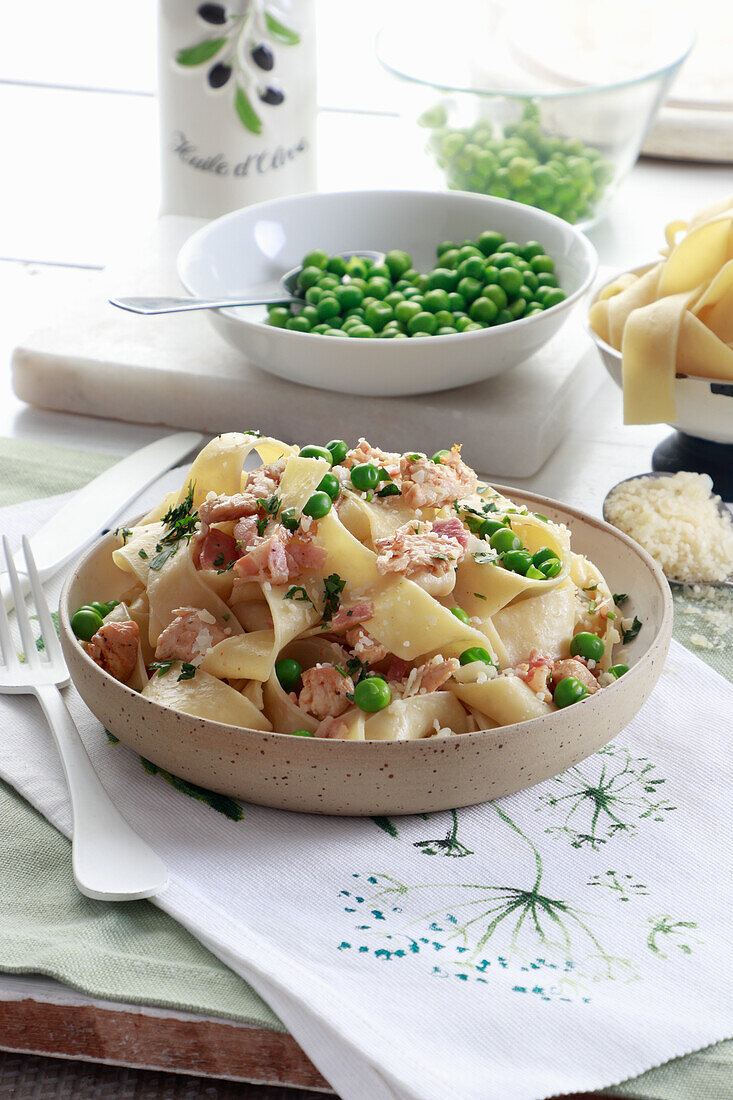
[0,436,730,1098]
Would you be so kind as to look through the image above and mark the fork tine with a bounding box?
[3,536,40,669]
[0,553,20,671]
[22,536,63,666]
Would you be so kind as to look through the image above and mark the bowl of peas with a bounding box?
[178,188,597,395]
[377,0,694,228]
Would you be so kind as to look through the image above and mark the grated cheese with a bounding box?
[604,472,733,583]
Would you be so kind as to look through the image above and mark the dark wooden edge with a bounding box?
[0,998,621,1098]
[0,998,333,1092]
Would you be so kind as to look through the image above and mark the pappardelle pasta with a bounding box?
[75,433,634,740]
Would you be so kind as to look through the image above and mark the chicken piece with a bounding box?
[86,620,140,683]
[375,521,466,580]
[330,600,374,633]
[551,657,600,696]
[316,716,351,739]
[345,624,389,666]
[198,491,259,529]
[515,652,554,700]
[343,438,401,479]
[405,655,460,697]
[197,529,240,571]
[154,607,229,666]
[232,514,260,552]
[298,665,354,720]
[244,457,286,500]
[400,447,478,509]
[234,530,328,586]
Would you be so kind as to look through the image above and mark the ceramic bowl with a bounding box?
[586,267,733,445]
[59,487,671,817]
[177,189,597,396]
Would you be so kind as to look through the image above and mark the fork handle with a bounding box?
[35,683,168,901]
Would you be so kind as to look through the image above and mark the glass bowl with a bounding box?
[377,0,695,228]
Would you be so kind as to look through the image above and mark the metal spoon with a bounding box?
[109,250,385,316]
[603,471,733,588]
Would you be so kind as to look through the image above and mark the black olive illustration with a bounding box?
[251,44,275,71]
[208,62,232,88]
[198,3,227,24]
[259,86,285,105]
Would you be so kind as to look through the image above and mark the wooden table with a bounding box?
[1,2,731,1095]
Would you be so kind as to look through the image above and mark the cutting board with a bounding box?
[11,217,604,479]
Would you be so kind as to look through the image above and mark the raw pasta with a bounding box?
[82,433,628,740]
[589,194,733,424]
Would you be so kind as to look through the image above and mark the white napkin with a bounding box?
[1,488,732,1100]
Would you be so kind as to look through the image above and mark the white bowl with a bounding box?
[178,189,597,396]
[586,268,733,445]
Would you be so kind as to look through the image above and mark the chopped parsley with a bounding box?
[322,573,345,623]
[149,482,199,571]
[345,655,370,683]
[473,550,497,565]
[213,552,224,567]
[256,493,281,537]
[138,549,148,559]
[115,526,132,545]
[534,513,548,522]
[613,593,629,606]
[149,660,197,682]
[406,453,422,462]
[376,482,401,498]
[243,428,262,437]
[216,560,236,574]
[582,583,598,593]
[473,592,487,600]
[285,585,314,607]
[621,616,643,644]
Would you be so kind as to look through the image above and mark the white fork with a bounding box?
[0,536,168,901]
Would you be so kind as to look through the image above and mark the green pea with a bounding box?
[348,325,375,338]
[298,266,323,291]
[317,472,341,501]
[477,518,506,539]
[299,305,319,325]
[450,606,471,625]
[423,289,450,314]
[290,728,314,737]
[489,527,521,553]
[367,277,392,300]
[498,267,524,298]
[570,632,605,661]
[492,308,514,325]
[457,257,485,281]
[303,249,328,270]
[554,676,588,708]
[286,315,311,332]
[88,601,110,618]
[483,264,501,285]
[393,299,421,326]
[351,463,380,491]
[478,285,506,315]
[532,547,558,567]
[318,275,340,293]
[525,565,546,580]
[385,250,412,280]
[509,297,527,319]
[323,328,347,337]
[437,240,457,256]
[326,439,348,464]
[607,664,629,680]
[427,268,458,292]
[346,258,368,279]
[468,296,498,325]
[536,272,559,289]
[281,507,300,532]
[491,252,517,270]
[300,444,333,463]
[71,607,104,642]
[502,549,533,575]
[455,316,473,332]
[275,658,302,693]
[302,492,332,519]
[456,277,482,304]
[457,245,482,263]
[334,283,363,311]
[459,646,494,666]
[477,230,505,256]
[311,323,331,334]
[384,291,404,309]
[447,291,466,312]
[365,301,394,332]
[540,288,567,309]
[267,306,291,328]
[407,311,438,336]
[325,255,347,278]
[440,249,461,270]
[531,254,555,275]
[316,296,340,321]
[522,240,544,261]
[413,274,430,293]
[354,675,392,712]
[370,264,392,281]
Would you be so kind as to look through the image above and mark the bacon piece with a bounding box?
[316,716,351,739]
[405,655,460,697]
[343,438,401,478]
[86,620,139,683]
[400,447,478,509]
[154,607,229,666]
[298,665,354,720]
[198,491,259,529]
[375,520,466,580]
[198,529,239,571]
[330,600,374,633]
[433,517,469,548]
[551,657,599,696]
[345,624,388,666]
[233,515,260,551]
[386,656,410,682]
[234,529,327,586]
[244,457,286,500]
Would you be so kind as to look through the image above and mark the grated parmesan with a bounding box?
[604,472,733,583]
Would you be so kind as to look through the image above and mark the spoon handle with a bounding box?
[109,295,299,315]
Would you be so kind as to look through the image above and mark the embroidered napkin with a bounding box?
[0,481,731,1100]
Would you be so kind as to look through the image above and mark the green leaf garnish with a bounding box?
[322,573,345,623]
[621,616,642,644]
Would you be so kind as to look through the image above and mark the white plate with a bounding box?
[178,189,597,396]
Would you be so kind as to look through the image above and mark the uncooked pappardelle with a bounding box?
[73,433,636,740]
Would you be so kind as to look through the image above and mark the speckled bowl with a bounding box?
[59,488,672,816]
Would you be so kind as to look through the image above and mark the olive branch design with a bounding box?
[537,744,676,850]
[177,1,301,133]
